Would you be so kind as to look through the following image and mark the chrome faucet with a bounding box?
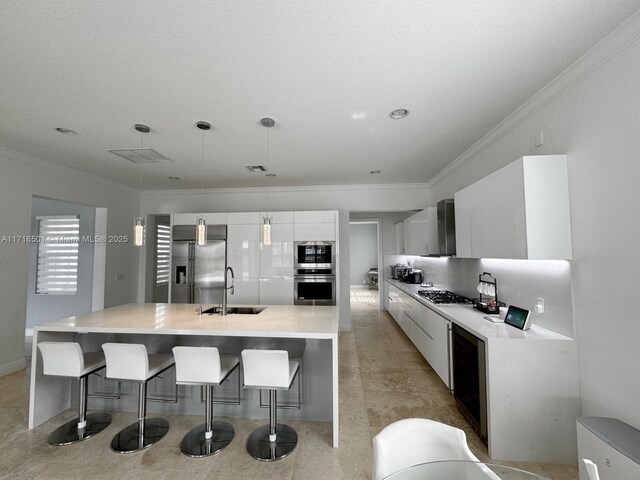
[221,266,235,315]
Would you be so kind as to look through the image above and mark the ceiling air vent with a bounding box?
[106,148,175,164]
[244,165,267,172]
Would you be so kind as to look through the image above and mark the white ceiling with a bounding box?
[1,1,639,190]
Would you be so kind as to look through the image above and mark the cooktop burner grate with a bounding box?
[417,289,473,304]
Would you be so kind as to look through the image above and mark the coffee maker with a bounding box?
[403,269,423,284]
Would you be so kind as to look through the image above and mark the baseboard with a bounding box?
[0,358,27,377]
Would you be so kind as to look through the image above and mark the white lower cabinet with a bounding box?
[386,281,451,389]
[427,308,451,388]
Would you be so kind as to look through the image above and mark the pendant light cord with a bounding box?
[201,129,205,216]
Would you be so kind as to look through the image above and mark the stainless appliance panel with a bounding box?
[193,241,226,305]
[172,240,192,303]
[171,224,228,305]
[294,275,336,306]
[437,199,456,256]
[294,241,335,271]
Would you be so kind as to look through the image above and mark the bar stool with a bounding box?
[241,349,299,461]
[102,343,175,453]
[37,342,112,445]
[172,346,240,457]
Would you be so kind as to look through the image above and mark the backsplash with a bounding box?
[383,255,574,338]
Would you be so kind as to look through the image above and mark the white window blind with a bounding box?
[156,224,171,285]
[36,216,80,295]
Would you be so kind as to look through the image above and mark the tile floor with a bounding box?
[0,291,578,479]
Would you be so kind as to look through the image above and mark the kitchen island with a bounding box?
[29,303,340,447]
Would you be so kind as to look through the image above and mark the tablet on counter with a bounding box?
[504,305,532,330]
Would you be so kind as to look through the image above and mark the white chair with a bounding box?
[172,346,240,457]
[102,343,175,453]
[37,342,112,445]
[372,418,480,480]
[241,349,300,461]
[583,459,601,480]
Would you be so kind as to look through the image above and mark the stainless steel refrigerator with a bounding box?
[171,224,227,305]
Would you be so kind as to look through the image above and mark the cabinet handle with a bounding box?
[412,318,433,340]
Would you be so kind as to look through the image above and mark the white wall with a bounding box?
[141,184,430,330]
[25,197,96,329]
[349,223,378,286]
[0,147,140,376]
[426,15,640,428]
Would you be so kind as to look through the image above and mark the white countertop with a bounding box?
[33,303,339,339]
[385,279,572,342]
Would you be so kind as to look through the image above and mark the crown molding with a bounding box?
[427,8,640,187]
[1,146,137,193]
[142,182,430,197]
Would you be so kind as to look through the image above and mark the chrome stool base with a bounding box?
[180,421,235,457]
[110,418,169,453]
[246,424,297,461]
[47,412,112,446]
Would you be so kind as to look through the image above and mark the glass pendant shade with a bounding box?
[262,216,272,246]
[196,217,207,246]
[133,217,145,246]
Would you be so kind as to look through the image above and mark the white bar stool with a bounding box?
[241,349,299,461]
[37,342,112,445]
[172,346,240,457]
[102,343,175,453]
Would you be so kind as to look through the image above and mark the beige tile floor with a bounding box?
[0,291,578,479]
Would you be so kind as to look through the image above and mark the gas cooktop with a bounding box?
[417,289,473,305]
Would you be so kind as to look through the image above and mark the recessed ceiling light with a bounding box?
[389,108,409,119]
[55,127,78,135]
[370,170,381,175]
[168,176,181,180]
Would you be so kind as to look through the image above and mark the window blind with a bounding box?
[36,216,80,294]
[156,224,171,285]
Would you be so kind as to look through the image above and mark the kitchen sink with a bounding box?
[202,306,266,315]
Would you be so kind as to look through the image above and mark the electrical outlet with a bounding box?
[534,297,545,314]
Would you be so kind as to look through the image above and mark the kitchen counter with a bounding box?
[29,303,340,447]
[33,302,339,338]
[384,278,580,463]
[385,279,571,342]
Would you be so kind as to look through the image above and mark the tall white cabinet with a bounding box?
[260,211,294,305]
[455,155,572,259]
[227,212,261,304]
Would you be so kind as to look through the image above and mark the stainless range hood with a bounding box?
[437,199,456,256]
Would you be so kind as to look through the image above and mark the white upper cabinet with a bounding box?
[227,212,261,225]
[293,210,336,241]
[403,207,438,255]
[454,155,572,260]
[395,222,405,254]
[172,212,228,226]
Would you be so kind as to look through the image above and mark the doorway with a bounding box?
[349,220,380,307]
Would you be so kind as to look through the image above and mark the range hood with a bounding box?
[437,199,456,256]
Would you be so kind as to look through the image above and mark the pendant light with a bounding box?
[261,117,275,246]
[133,124,150,247]
[195,121,211,246]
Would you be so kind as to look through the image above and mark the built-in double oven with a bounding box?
[293,241,336,306]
